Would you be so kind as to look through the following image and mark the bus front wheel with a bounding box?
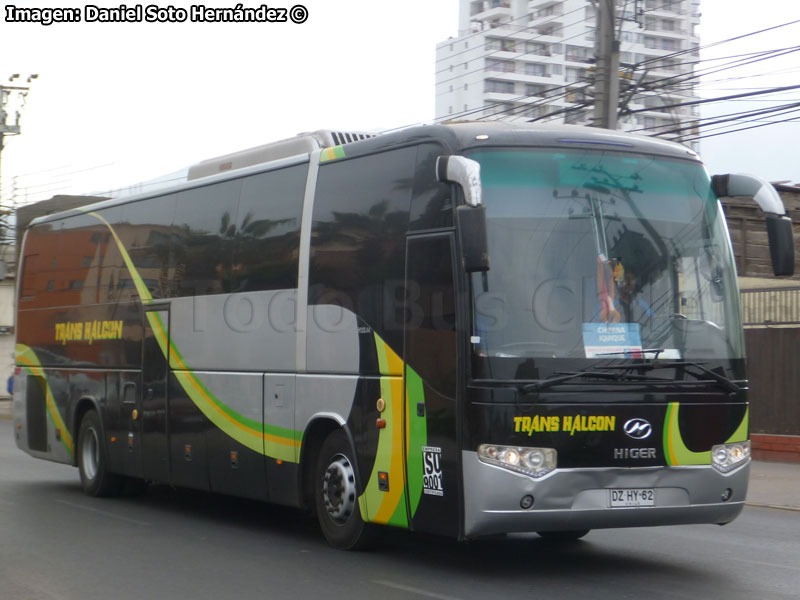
[314,430,374,550]
[77,410,124,497]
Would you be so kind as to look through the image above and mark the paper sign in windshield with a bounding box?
[583,323,643,358]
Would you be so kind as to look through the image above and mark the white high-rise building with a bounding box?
[435,0,701,147]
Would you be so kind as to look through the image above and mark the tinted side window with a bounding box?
[409,143,453,231]
[21,222,60,305]
[120,196,177,301]
[20,253,39,301]
[232,164,306,291]
[406,236,457,395]
[174,181,241,296]
[310,146,415,348]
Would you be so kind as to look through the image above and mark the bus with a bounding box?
[12,123,794,549]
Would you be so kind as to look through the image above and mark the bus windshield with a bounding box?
[468,148,743,379]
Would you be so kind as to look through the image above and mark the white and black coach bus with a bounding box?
[12,123,794,548]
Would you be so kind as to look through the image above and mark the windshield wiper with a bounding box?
[592,348,667,359]
[677,361,742,394]
[598,359,742,394]
[521,369,670,393]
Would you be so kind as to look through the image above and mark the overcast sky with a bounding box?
[1,0,798,204]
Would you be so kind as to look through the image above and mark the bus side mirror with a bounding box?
[712,173,795,277]
[437,155,490,272]
[765,214,794,276]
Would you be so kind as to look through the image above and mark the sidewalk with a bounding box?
[0,397,796,510]
[747,460,800,511]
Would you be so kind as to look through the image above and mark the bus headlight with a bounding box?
[711,440,750,473]
[478,444,557,478]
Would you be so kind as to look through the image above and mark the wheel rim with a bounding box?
[81,426,100,481]
[322,453,357,524]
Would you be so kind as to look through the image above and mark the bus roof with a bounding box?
[24,122,700,229]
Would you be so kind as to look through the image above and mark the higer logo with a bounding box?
[623,418,652,440]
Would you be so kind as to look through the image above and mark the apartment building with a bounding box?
[436,0,701,147]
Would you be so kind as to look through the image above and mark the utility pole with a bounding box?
[0,74,37,211]
[0,74,37,278]
[593,0,620,129]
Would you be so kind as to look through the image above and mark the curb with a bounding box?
[745,502,800,512]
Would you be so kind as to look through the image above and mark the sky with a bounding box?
[695,1,800,182]
[0,0,798,205]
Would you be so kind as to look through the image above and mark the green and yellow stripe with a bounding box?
[15,343,75,458]
[663,402,748,466]
[359,333,409,527]
[319,145,346,162]
[85,211,301,462]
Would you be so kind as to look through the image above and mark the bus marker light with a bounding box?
[376,398,386,412]
[378,471,389,491]
[376,418,387,429]
[110,436,117,443]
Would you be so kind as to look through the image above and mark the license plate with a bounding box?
[609,488,655,507]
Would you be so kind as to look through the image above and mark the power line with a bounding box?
[684,108,800,142]
[621,83,800,116]
[631,100,800,136]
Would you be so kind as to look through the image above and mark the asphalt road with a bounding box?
[1,418,798,600]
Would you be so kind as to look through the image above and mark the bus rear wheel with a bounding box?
[77,409,124,497]
[314,430,374,550]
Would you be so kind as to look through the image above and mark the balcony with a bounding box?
[643,23,687,36]
[532,22,564,38]
[469,0,512,24]
[644,0,687,15]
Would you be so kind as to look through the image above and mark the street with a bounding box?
[1,418,798,600]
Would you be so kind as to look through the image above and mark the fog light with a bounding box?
[721,488,733,502]
[520,495,534,509]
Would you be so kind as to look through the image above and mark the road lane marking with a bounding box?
[372,580,464,600]
[56,500,152,526]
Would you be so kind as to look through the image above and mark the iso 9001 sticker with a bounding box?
[422,446,444,496]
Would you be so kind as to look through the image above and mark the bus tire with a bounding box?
[537,529,590,542]
[314,429,375,550]
[77,410,124,497]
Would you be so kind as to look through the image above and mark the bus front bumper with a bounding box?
[462,451,749,539]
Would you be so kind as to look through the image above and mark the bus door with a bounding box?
[141,305,171,484]
[404,234,461,537]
